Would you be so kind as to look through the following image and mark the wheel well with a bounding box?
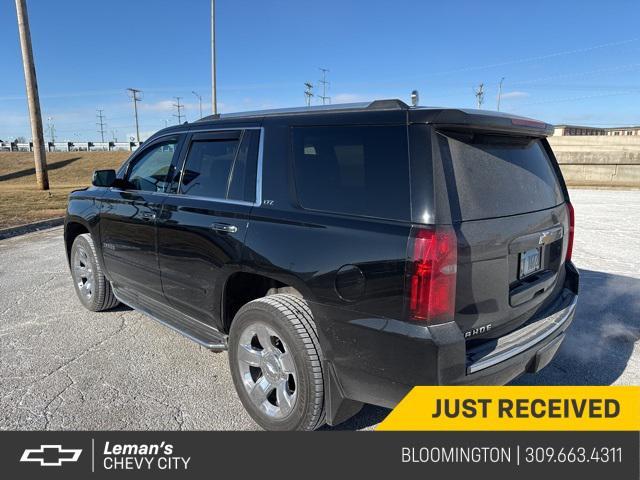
[223,272,302,333]
[65,222,89,261]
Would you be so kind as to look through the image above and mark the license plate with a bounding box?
[519,247,541,279]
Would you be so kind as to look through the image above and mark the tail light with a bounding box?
[566,202,575,262]
[406,226,457,323]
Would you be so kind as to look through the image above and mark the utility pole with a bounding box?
[126,88,142,143]
[211,0,218,115]
[96,109,106,142]
[192,91,203,118]
[318,68,330,105]
[304,82,314,107]
[15,0,48,190]
[497,77,505,111]
[46,116,55,143]
[173,97,185,124]
[111,129,117,142]
[474,83,485,109]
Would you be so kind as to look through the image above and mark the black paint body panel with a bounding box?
[65,103,578,424]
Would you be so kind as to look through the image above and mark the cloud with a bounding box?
[331,93,373,104]
[139,100,175,112]
[500,91,530,100]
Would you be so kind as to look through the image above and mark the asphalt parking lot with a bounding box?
[1,189,638,431]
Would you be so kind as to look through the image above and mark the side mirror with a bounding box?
[92,169,116,187]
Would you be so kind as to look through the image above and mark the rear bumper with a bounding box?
[323,263,579,417]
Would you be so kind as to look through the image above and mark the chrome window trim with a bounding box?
[116,126,264,207]
[139,190,255,207]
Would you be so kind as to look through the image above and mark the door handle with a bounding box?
[141,212,156,221]
[210,223,238,233]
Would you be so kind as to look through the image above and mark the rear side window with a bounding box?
[292,125,410,220]
[181,139,238,198]
[440,133,564,221]
[228,130,260,203]
[179,130,259,202]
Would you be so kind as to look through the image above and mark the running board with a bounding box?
[113,286,227,351]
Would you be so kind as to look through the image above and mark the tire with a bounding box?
[70,233,120,312]
[228,294,325,431]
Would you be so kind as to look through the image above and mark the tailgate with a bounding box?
[435,130,570,341]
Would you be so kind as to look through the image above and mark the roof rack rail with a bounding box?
[196,98,409,122]
[367,99,409,110]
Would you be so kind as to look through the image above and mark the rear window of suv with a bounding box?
[292,125,410,221]
[439,133,564,221]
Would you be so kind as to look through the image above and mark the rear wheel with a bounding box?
[228,294,325,431]
[70,233,119,312]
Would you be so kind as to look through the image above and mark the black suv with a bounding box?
[65,100,578,430]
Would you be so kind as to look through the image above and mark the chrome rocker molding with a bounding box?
[112,287,227,351]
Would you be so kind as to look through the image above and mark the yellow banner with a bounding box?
[377,386,640,431]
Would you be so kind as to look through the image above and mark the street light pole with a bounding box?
[497,77,505,111]
[15,0,49,190]
[211,0,218,115]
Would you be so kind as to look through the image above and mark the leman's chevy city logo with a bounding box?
[20,445,82,467]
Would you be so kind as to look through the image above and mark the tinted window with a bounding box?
[228,130,260,202]
[292,126,410,220]
[127,140,177,192]
[180,139,239,198]
[440,133,564,221]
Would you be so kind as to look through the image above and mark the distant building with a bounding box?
[554,125,640,136]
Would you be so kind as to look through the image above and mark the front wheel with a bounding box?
[70,233,119,312]
[228,294,325,431]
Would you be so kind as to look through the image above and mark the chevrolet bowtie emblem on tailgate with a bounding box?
[538,228,562,245]
[20,445,82,467]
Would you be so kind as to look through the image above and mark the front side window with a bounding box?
[292,125,410,220]
[127,139,178,192]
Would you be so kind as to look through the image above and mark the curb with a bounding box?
[0,217,64,240]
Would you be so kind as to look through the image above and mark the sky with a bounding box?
[1,0,640,141]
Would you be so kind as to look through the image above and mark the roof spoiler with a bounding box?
[429,109,554,137]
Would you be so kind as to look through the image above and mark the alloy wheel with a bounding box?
[72,245,95,300]
[236,323,297,419]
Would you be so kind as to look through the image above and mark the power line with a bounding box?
[173,96,185,124]
[304,82,314,107]
[46,116,55,143]
[96,109,107,142]
[126,88,142,143]
[318,68,331,105]
[400,37,640,83]
[516,90,640,107]
[474,83,485,108]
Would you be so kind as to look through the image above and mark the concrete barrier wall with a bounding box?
[548,136,640,188]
